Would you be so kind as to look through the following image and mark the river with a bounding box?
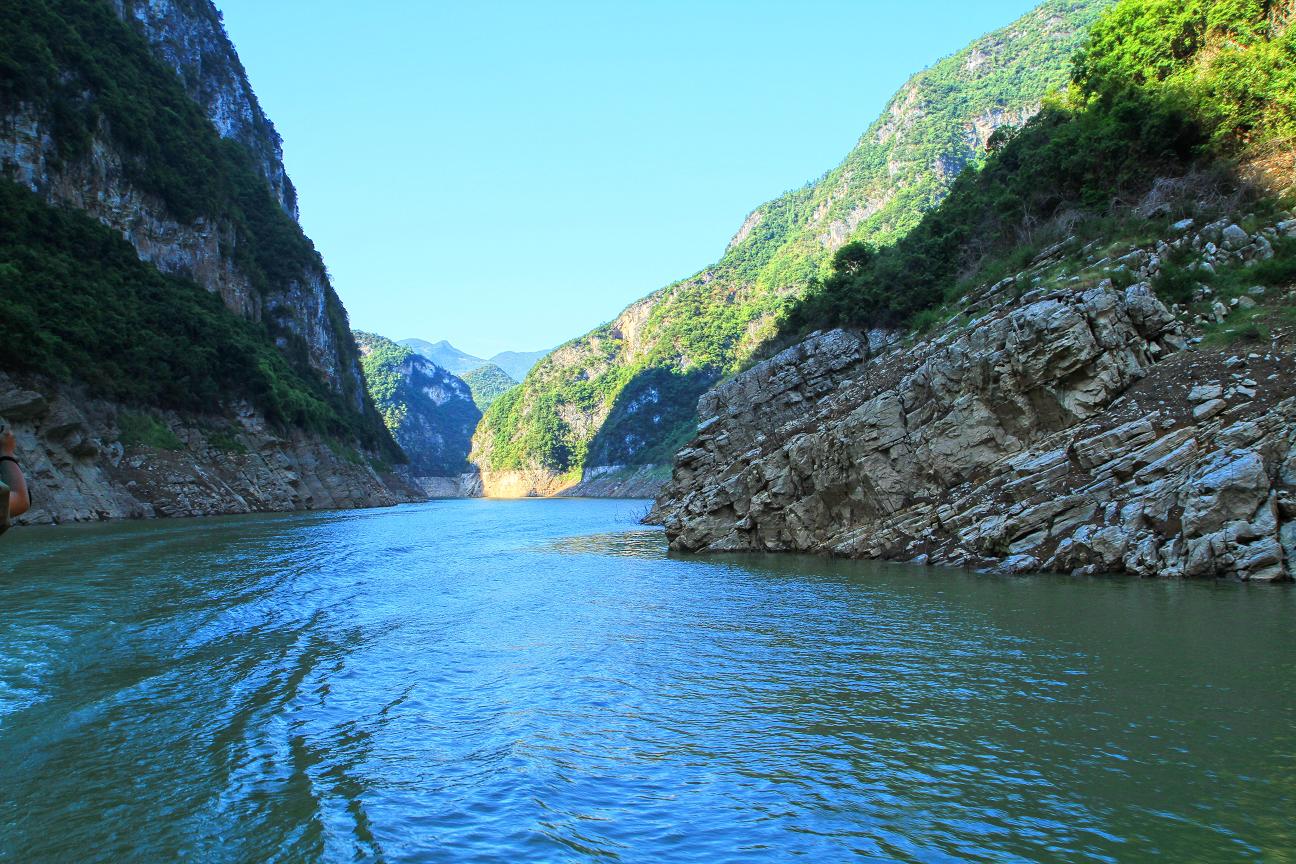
[1,499,1292,863]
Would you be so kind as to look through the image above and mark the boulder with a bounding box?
[0,388,48,421]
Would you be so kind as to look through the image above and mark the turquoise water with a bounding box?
[0,499,1293,863]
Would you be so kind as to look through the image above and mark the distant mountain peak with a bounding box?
[399,339,549,380]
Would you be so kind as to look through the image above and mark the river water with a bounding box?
[0,499,1292,863]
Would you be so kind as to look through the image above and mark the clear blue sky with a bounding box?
[216,0,1037,358]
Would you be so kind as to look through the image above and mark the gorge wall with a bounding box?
[355,332,482,497]
[1,373,417,523]
[0,0,413,524]
[111,0,299,218]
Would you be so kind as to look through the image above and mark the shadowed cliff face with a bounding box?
[472,0,1115,498]
[653,217,1296,581]
[0,0,410,522]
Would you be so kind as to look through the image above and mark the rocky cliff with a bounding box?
[111,0,298,218]
[0,372,418,524]
[653,218,1296,581]
[1,0,377,419]
[356,333,481,484]
[0,0,410,524]
[473,0,1113,499]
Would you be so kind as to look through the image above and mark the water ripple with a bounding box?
[0,500,1293,863]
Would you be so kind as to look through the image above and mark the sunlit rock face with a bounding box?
[654,220,1296,582]
[111,0,299,218]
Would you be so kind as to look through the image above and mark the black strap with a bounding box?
[0,456,16,466]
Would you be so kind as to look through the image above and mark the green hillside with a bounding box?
[0,179,372,440]
[474,0,1114,485]
[355,333,480,476]
[461,364,518,411]
[790,0,1296,335]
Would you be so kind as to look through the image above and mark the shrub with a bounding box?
[118,411,183,451]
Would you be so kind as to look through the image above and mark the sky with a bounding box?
[216,0,1039,358]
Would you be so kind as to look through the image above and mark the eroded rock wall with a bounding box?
[654,221,1296,581]
[0,373,418,525]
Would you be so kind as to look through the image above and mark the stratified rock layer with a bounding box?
[0,373,420,524]
[654,222,1296,581]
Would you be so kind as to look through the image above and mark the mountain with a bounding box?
[471,0,1115,497]
[400,339,549,380]
[461,364,519,412]
[0,0,413,522]
[355,333,480,477]
[400,339,486,376]
[488,350,548,382]
[652,0,1296,581]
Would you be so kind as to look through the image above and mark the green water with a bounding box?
[0,499,1292,863]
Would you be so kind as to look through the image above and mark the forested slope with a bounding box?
[472,0,1113,496]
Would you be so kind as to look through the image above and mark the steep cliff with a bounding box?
[356,333,480,480]
[472,0,1113,498]
[0,0,382,430]
[0,0,411,523]
[110,0,298,218]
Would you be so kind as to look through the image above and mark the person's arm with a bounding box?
[0,428,29,520]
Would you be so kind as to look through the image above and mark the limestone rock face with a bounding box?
[0,0,401,520]
[0,373,420,526]
[355,333,481,478]
[653,223,1296,581]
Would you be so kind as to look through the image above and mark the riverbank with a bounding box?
[0,373,422,526]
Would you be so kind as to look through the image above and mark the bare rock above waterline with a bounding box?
[1,373,421,527]
[652,221,1296,581]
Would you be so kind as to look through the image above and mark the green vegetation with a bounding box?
[205,428,249,454]
[461,364,518,411]
[0,0,396,456]
[355,332,480,475]
[789,0,1296,335]
[0,0,311,290]
[477,0,1112,476]
[356,333,415,432]
[117,411,183,451]
[0,179,385,443]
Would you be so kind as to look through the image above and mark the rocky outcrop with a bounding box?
[0,373,420,525]
[415,474,483,499]
[654,220,1296,581]
[562,464,667,498]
